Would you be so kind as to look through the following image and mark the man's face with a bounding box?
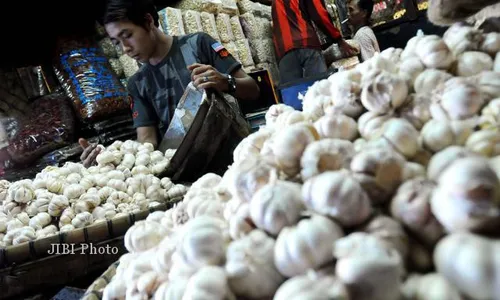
[106,20,154,63]
[348,1,365,25]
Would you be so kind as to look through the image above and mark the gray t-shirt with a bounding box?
[127,32,241,134]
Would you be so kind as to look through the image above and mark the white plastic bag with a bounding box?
[216,13,235,42]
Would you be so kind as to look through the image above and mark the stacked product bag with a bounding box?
[159,7,186,36]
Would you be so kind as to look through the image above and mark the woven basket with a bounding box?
[81,260,119,300]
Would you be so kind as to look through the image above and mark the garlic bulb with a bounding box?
[417,35,454,70]
[442,23,482,55]
[420,119,475,153]
[96,151,115,165]
[390,177,444,247]
[431,157,500,233]
[300,139,354,181]
[59,207,75,226]
[480,32,500,56]
[357,53,397,76]
[314,112,358,141]
[357,112,393,140]
[36,224,58,239]
[0,180,10,201]
[265,104,295,127]
[350,148,406,204]
[226,230,284,298]
[401,273,463,300]
[398,57,425,90]
[302,170,372,226]
[274,215,344,277]
[7,218,24,231]
[228,201,254,241]
[361,70,408,114]
[16,212,30,226]
[63,184,86,200]
[327,71,364,118]
[373,118,419,159]
[427,146,477,181]
[473,70,500,101]
[7,180,34,204]
[250,179,304,235]
[71,212,94,228]
[271,122,320,176]
[414,69,453,95]
[379,47,403,64]
[186,195,224,219]
[361,215,409,259]
[48,195,69,217]
[430,78,483,120]
[153,278,189,300]
[274,110,308,130]
[495,52,500,72]
[182,266,231,300]
[125,220,168,253]
[333,232,404,300]
[12,226,37,245]
[233,129,275,164]
[274,271,349,300]
[455,51,493,77]
[29,212,51,230]
[132,165,151,175]
[397,94,432,130]
[401,35,424,60]
[465,130,500,157]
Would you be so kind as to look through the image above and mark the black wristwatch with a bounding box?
[227,74,237,93]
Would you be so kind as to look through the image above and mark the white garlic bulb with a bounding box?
[125,220,168,253]
[420,119,475,153]
[373,118,419,159]
[455,51,493,77]
[48,195,69,217]
[480,32,500,56]
[397,94,432,130]
[465,130,500,157]
[417,35,454,69]
[29,212,51,230]
[361,70,408,114]
[300,139,354,181]
[63,184,86,200]
[357,112,393,140]
[401,35,424,60]
[473,71,500,101]
[427,146,477,181]
[274,271,349,300]
[71,212,94,228]
[182,266,231,300]
[414,69,453,95]
[442,23,482,55]
[7,180,34,204]
[96,151,115,166]
[228,203,254,240]
[398,57,425,90]
[430,78,483,120]
[59,207,75,226]
[314,112,358,141]
[401,273,463,300]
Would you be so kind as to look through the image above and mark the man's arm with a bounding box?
[230,69,260,101]
[137,126,158,148]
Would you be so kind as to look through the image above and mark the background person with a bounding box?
[347,0,380,61]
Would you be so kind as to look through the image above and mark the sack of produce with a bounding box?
[6,93,76,165]
[249,39,274,64]
[159,7,186,36]
[99,125,136,146]
[221,0,239,16]
[237,0,254,14]
[98,37,117,58]
[201,0,223,13]
[235,39,255,67]
[53,37,129,123]
[36,137,99,167]
[222,41,240,61]
[201,12,221,41]
[239,13,258,40]
[93,113,133,134]
[183,10,203,34]
[119,54,140,79]
[108,58,125,78]
[216,13,235,43]
[230,15,246,40]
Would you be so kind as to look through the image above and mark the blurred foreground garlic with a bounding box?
[397,94,432,130]
[442,23,482,55]
[419,119,475,153]
[401,273,463,300]
[372,118,419,159]
[465,130,500,157]
[426,146,477,181]
[416,35,454,70]
[472,71,500,101]
[314,110,358,141]
[479,98,500,129]
[480,32,500,57]
[274,271,349,300]
[357,112,393,140]
[398,57,425,90]
[361,71,408,114]
[454,51,494,77]
[430,78,483,120]
[414,69,453,95]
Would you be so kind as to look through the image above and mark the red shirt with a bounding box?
[272,0,342,60]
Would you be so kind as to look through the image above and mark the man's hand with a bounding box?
[79,138,101,168]
[338,39,358,57]
[188,63,229,93]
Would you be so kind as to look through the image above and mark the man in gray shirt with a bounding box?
[80,0,260,167]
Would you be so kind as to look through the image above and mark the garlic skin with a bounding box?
[350,148,406,205]
[465,130,500,157]
[250,180,304,236]
[442,23,482,55]
[357,112,393,140]
[431,157,500,233]
[274,272,349,300]
[391,177,444,246]
[398,57,425,90]
[427,146,477,181]
[419,119,475,153]
[480,32,500,56]
[430,78,484,120]
[473,71,500,101]
[401,273,463,300]
[314,112,358,141]
[397,94,432,130]
[454,51,494,77]
[302,170,372,227]
[373,118,419,159]
[417,35,454,70]
[274,215,344,277]
[226,230,284,299]
[228,202,255,240]
[300,139,354,181]
[414,69,453,95]
[333,232,404,300]
[361,71,408,114]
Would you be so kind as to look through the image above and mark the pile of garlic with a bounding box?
[100,23,500,300]
[0,140,188,249]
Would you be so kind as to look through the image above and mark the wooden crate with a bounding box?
[0,199,180,299]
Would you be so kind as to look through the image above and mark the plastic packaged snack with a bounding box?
[109,58,125,78]
[239,13,258,40]
[216,13,235,42]
[237,0,254,14]
[201,12,221,41]
[98,37,117,58]
[260,18,273,38]
[159,7,186,36]
[235,39,255,67]
[93,113,133,133]
[183,10,203,34]
[53,37,129,123]
[201,0,222,13]
[261,4,272,20]
[222,42,240,62]
[230,16,246,40]
[220,0,239,16]
[7,93,76,165]
[119,54,140,78]
[36,137,99,167]
[249,38,274,64]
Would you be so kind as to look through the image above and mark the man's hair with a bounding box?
[103,0,159,27]
[358,0,374,21]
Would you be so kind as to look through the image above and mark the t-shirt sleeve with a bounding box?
[127,78,159,128]
[196,33,242,75]
[355,28,379,62]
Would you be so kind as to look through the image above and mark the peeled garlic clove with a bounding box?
[454,51,493,76]
[358,112,393,140]
[480,32,500,56]
[374,118,419,159]
[430,78,484,120]
[465,130,500,157]
[361,70,408,114]
[431,157,500,233]
[427,146,477,181]
[417,35,454,70]
[300,139,354,181]
[443,23,482,55]
[314,112,358,141]
[398,57,425,90]
[416,70,452,97]
[419,119,475,153]
[397,94,432,130]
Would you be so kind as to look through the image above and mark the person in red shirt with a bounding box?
[272,0,357,84]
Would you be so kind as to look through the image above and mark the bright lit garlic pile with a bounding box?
[0,140,188,248]
[100,23,500,300]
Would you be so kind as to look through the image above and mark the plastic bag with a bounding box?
[109,58,125,78]
[183,10,203,34]
[201,12,221,41]
[249,39,274,64]
[261,4,272,20]
[93,113,133,133]
[16,66,50,100]
[235,39,255,67]
[239,13,258,40]
[201,0,222,13]
[99,125,136,146]
[216,13,235,42]
[98,37,117,58]
[222,42,240,61]
[230,16,246,40]
[7,93,76,165]
[53,37,129,123]
[260,18,273,38]
[237,0,254,14]
[220,0,239,16]
[119,54,140,78]
[37,137,99,166]
[0,117,20,141]
[159,7,186,36]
